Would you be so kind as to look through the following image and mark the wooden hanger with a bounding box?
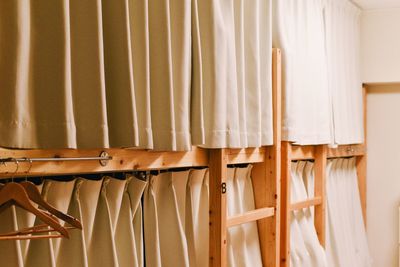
[0,182,69,239]
[0,159,69,239]
[19,181,82,229]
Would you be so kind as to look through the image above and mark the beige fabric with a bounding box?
[226,167,263,267]
[154,173,190,267]
[127,176,148,267]
[273,0,332,145]
[87,178,119,267]
[0,0,273,150]
[192,0,273,148]
[0,206,24,267]
[185,169,209,267]
[15,183,43,259]
[56,179,88,267]
[0,0,191,150]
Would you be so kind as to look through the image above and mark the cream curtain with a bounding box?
[324,0,364,144]
[192,0,273,148]
[0,0,273,150]
[0,167,264,267]
[226,166,263,267]
[273,0,332,145]
[325,158,372,267]
[0,0,191,150]
[273,0,363,145]
[290,161,327,267]
[0,176,146,267]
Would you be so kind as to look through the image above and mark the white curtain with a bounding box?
[273,0,332,145]
[0,1,273,150]
[226,166,263,267]
[273,0,363,145]
[324,0,364,144]
[192,0,273,148]
[325,158,372,267]
[290,161,327,267]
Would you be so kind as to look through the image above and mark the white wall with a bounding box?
[367,85,400,267]
[361,8,400,83]
[362,7,400,266]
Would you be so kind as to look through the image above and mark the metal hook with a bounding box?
[11,158,19,182]
[23,157,33,182]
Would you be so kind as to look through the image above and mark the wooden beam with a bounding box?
[280,141,291,266]
[290,197,322,211]
[357,86,368,226]
[314,145,327,246]
[227,148,266,164]
[0,147,209,178]
[327,144,366,158]
[209,149,228,267]
[289,145,316,160]
[227,207,275,228]
[251,48,281,267]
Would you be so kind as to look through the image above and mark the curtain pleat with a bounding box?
[273,0,332,145]
[290,161,327,267]
[153,173,190,267]
[226,167,263,267]
[0,206,24,267]
[185,169,209,267]
[126,176,147,267]
[56,180,88,267]
[326,158,372,267]
[191,0,273,148]
[324,1,364,144]
[15,183,43,259]
[143,176,162,267]
[87,178,119,267]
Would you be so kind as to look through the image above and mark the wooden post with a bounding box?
[251,48,282,267]
[314,145,327,246]
[357,86,367,225]
[280,141,291,266]
[209,149,228,267]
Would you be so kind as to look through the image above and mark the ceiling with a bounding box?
[352,0,400,9]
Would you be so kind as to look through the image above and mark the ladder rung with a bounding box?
[290,196,322,211]
[227,207,275,228]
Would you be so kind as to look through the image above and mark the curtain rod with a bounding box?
[0,151,112,167]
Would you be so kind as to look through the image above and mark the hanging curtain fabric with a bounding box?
[325,158,372,267]
[0,167,264,267]
[191,0,273,148]
[143,172,190,267]
[273,0,363,145]
[0,0,273,150]
[225,166,263,267]
[290,161,327,267]
[273,0,332,145]
[0,175,146,267]
[185,169,209,267]
[324,0,364,144]
[0,0,191,150]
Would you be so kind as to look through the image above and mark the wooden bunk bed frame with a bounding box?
[0,49,282,267]
[0,48,368,267]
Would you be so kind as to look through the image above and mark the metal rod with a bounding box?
[0,151,112,166]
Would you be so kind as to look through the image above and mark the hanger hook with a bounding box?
[23,157,32,181]
[11,158,19,182]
